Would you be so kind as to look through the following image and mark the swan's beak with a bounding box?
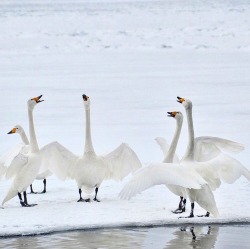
[7,128,17,134]
[32,95,44,103]
[82,94,89,101]
[167,112,177,118]
[177,96,185,103]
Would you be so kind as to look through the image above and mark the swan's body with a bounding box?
[155,116,248,213]
[156,136,248,190]
[119,112,206,201]
[177,96,220,218]
[2,95,44,207]
[45,94,142,202]
[6,125,52,193]
[174,97,250,190]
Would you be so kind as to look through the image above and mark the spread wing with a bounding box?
[3,144,29,179]
[193,153,250,190]
[104,143,142,181]
[194,136,244,162]
[119,163,203,200]
[5,152,29,179]
[40,141,78,180]
[0,143,28,171]
[155,137,180,163]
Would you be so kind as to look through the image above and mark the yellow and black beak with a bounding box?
[167,111,177,118]
[31,95,44,103]
[7,128,17,134]
[82,94,89,101]
[177,96,185,103]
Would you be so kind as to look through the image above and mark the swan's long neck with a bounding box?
[28,108,39,153]
[84,106,95,155]
[163,118,183,163]
[182,107,195,161]
[20,131,29,145]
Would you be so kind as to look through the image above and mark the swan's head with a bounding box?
[27,95,44,110]
[167,111,183,122]
[177,96,192,109]
[7,125,24,135]
[82,94,90,109]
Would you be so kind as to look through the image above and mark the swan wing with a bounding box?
[104,143,142,181]
[210,154,250,183]
[0,144,28,166]
[193,153,250,190]
[119,163,202,200]
[155,137,170,157]
[5,152,29,179]
[155,137,180,163]
[194,136,244,162]
[40,141,77,180]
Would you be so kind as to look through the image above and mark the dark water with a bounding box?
[1,225,250,249]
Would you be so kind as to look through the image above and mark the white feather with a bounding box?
[104,143,142,181]
[155,137,180,163]
[119,163,204,200]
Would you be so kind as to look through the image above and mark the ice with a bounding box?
[0,0,249,237]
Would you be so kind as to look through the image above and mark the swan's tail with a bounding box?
[2,187,18,207]
[210,206,220,218]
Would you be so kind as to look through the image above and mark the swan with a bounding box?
[155,118,246,214]
[2,95,44,207]
[175,97,219,218]
[6,125,52,194]
[42,94,142,202]
[177,96,250,217]
[119,112,207,202]
[159,111,188,213]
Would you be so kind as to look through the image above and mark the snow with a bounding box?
[0,0,250,237]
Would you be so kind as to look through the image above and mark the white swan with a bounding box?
[176,96,219,218]
[42,94,142,202]
[6,125,52,193]
[177,97,250,188]
[119,111,206,201]
[2,95,44,207]
[155,116,247,214]
[156,112,187,213]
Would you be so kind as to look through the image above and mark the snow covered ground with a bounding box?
[0,0,250,237]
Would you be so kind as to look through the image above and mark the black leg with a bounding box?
[179,202,194,218]
[172,196,185,214]
[23,191,37,207]
[182,198,186,212]
[40,179,46,194]
[77,189,90,202]
[93,187,100,202]
[18,192,26,207]
[30,184,37,194]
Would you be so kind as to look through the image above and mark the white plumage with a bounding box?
[2,95,45,207]
[43,94,142,202]
[119,112,205,204]
[2,125,52,193]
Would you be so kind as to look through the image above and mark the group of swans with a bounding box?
[120,96,250,218]
[0,94,142,207]
[1,94,249,218]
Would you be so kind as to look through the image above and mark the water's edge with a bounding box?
[1,219,250,239]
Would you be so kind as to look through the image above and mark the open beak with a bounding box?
[32,95,44,103]
[7,128,16,134]
[167,111,177,118]
[82,94,89,101]
[177,96,185,103]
